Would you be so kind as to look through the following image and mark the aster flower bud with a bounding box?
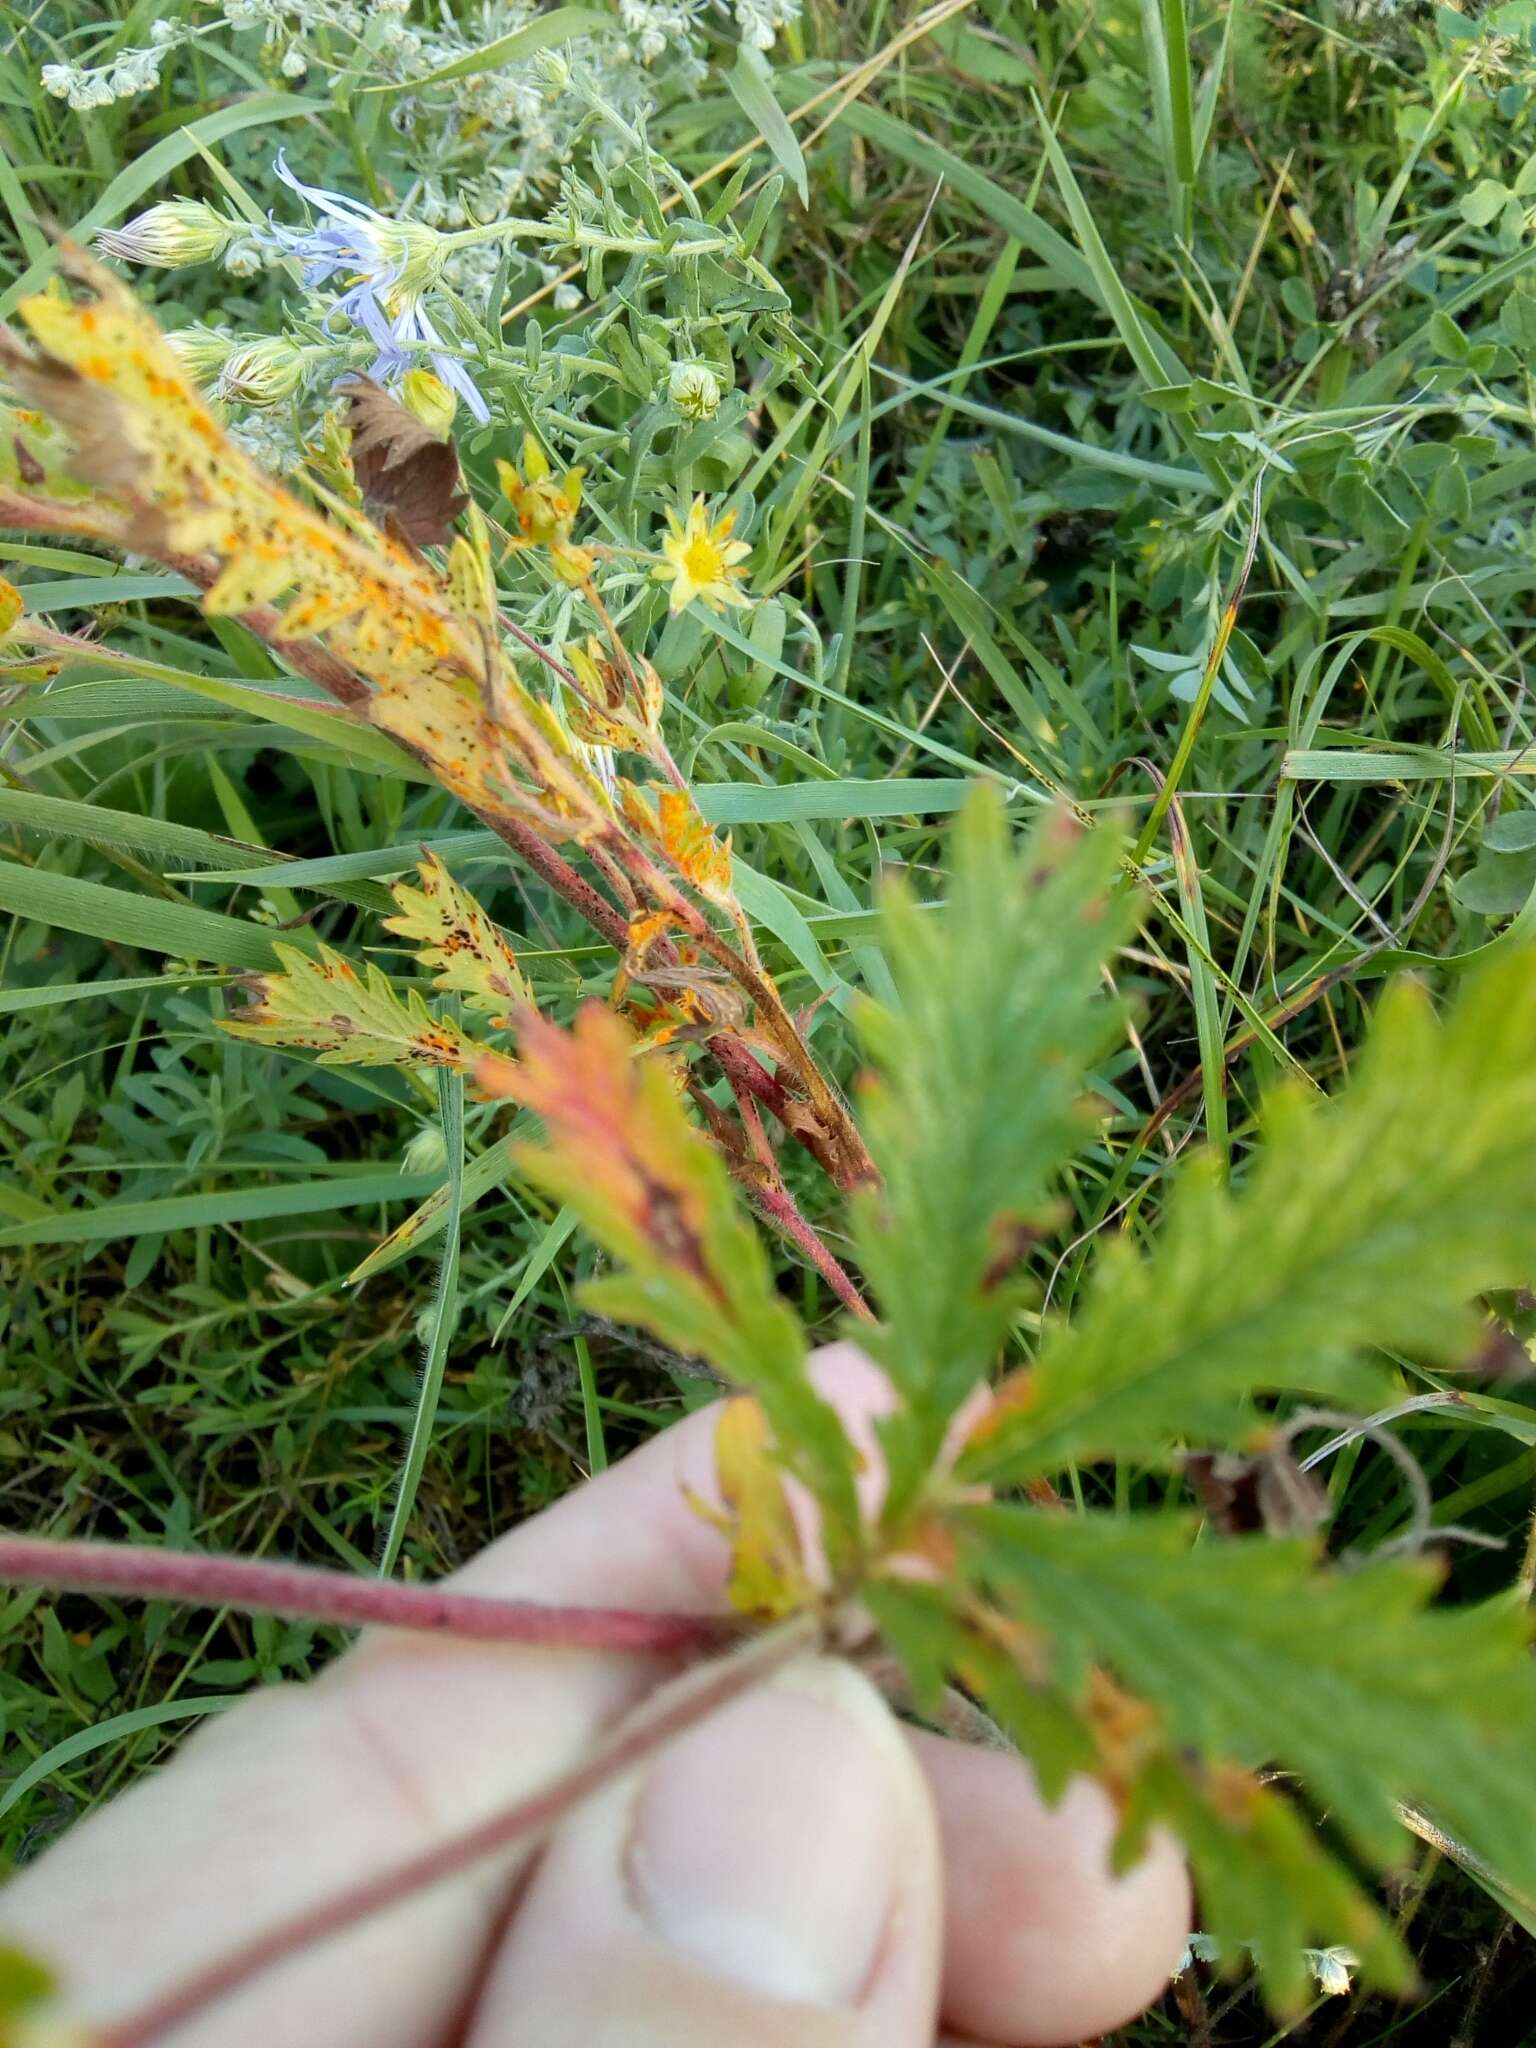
[223,240,266,278]
[95,201,235,269]
[217,335,306,407]
[402,1123,449,1176]
[165,324,235,383]
[668,361,722,422]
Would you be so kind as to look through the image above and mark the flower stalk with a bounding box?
[0,1535,729,1657]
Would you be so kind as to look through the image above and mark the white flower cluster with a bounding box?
[41,20,189,111]
[40,0,803,202]
[731,0,800,53]
[619,0,706,64]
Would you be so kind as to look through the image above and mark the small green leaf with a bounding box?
[219,943,481,1070]
[1461,179,1512,227]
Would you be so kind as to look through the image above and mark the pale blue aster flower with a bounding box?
[261,155,489,423]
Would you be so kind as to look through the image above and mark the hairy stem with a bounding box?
[601,826,874,1190]
[716,1069,873,1321]
[748,1178,874,1322]
[98,1614,817,2048]
[0,1535,728,1656]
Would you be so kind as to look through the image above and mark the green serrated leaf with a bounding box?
[964,954,1536,1480]
[958,1502,1536,2002]
[851,792,1137,1523]
[864,1575,1096,1801]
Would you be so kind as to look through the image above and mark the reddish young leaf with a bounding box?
[475,1005,860,1555]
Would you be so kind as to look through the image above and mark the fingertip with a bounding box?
[910,1733,1190,2047]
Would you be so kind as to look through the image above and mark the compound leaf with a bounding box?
[964,954,1536,1483]
[220,942,480,1070]
[956,1502,1536,2006]
[382,851,529,1025]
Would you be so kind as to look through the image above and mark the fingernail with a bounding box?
[627,1663,909,2007]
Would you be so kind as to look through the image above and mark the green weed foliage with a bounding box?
[5,0,1536,2035]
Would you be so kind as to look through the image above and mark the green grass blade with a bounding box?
[0,1698,245,1823]
[0,859,315,971]
[377,1066,466,1575]
[0,95,326,319]
[0,1170,442,1248]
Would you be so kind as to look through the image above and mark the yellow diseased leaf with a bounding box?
[658,787,733,903]
[0,577,22,637]
[370,674,511,815]
[203,546,299,616]
[272,586,364,639]
[443,513,498,643]
[2,251,481,710]
[219,942,480,1071]
[564,637,666,754]
[703,1395,812,1620]
[382,851,529,1025]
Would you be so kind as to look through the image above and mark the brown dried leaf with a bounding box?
[345,375,468,550]
[1184,1447,1333,1538]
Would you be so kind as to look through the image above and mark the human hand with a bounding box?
[1,1344,1190,2048]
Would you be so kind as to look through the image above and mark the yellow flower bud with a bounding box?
[398,368,458,437]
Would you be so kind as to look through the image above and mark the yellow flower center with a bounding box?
[681,534,724,583]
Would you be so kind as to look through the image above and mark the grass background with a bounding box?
[5,0,1536,2037]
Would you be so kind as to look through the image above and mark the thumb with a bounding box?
[467,1655,943,2048]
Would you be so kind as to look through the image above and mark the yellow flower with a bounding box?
[495,433,584,549]
[654,497,750,615]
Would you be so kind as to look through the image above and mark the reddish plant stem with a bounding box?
[0,492,853,1184]
[601,825,874,1191]
[717,1069,874,1321]
[749,1179,874,1322]
[0,1536,728,1656]
[473,797,633,948]
[161,549,372,708]
[498,607,579,687]
[98,1614,817,2048]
